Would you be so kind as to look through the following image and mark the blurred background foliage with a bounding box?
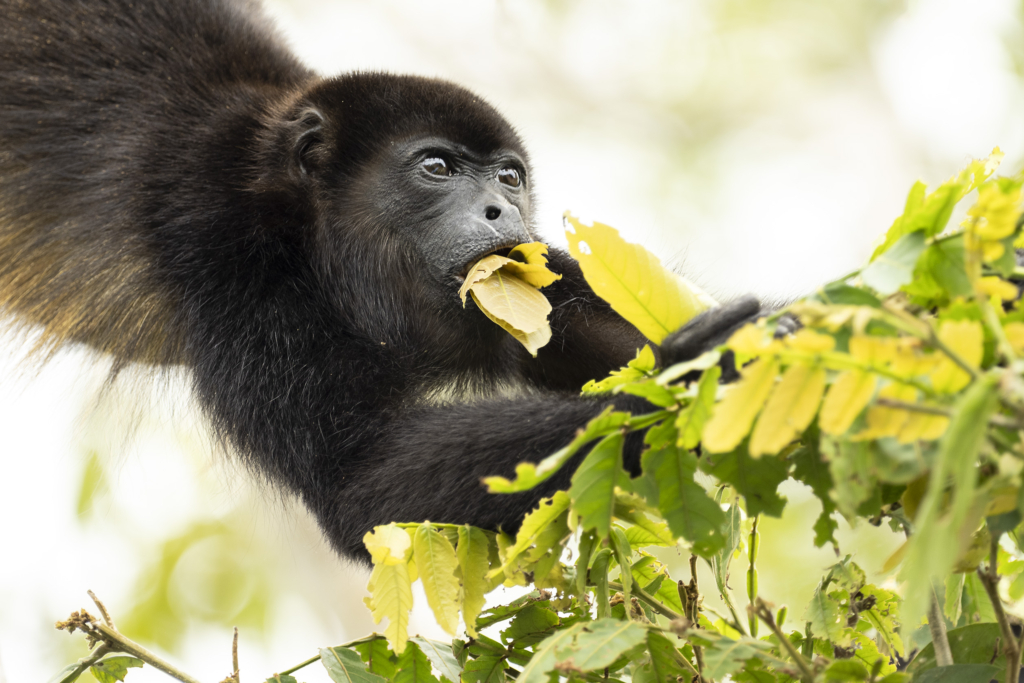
[3,0,1024,681]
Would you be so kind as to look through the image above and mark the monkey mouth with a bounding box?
[455,245,516,281]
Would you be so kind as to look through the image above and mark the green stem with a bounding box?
[752,599,814,683]
[608,581,681,621]
[90,622,204,683]
[747,517,760,638]
[277,654,322,676]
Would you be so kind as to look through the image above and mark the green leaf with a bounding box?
[910,235,972,301]
[943,573,965,624]
[476,592,550,629]
[395,640,440,683]
[900,375,999,625]
[962,572,997,623]
[676,365,721,449]
[364,558,414,653]
[859,585,903,657]
[570,433,628,537]
[822,659,870,682]
[631,553,684,615]
[516,623,586,683]
[491,492,570,578]
[576,530,598,596]
[700,443,788,518]
[861,231,927,295]
[501,604,560,647]
[354,638,398,679]
[265,675,299,683]
[584,345,658,394]
[642,444,725,555]
[645,630,690,683]
[90,657,143,683]
[47,663,84,683]
[559,618,648,671]
[908,623,1005,675]
[414,525,461,636]
[709,495,743,601]
[619,380,678,407]
[687,631,774,680]
[410,638,461,683]
[802,578,847,646]
[321,646,389,683]
[456,526,490,637]
[484,408,629,493]
[461,655,507,683]
[911,664,1002,683]
[590,548,613,619]
[791,428,838,547]
[564,214,714,342]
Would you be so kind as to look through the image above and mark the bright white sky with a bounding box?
[2,0,1023,680]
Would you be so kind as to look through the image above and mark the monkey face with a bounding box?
[368,135,534,289]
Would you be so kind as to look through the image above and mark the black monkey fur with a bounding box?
[0,0,762,560]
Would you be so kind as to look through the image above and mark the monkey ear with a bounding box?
[291,108,325,179]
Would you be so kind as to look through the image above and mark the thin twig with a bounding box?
[88,590,116,631]
[874,398,1023,429]
[608,581,681,621]
[232,627,240,683]
[976,538,1022,683]
[277,654,322,677]
[751,599,815,683]
[927,585,953,667]
[684,556,708,683]
[60,644,112,682]
[89,622,204,683]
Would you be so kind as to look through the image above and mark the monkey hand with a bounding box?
[658,295,799,382]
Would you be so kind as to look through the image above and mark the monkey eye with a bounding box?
[497,167,521,188]
[422,157,454,177]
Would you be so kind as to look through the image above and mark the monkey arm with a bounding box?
[318,393,650,560]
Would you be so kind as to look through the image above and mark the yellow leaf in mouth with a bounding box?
[458,242,561,356]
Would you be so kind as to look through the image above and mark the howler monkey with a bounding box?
[0,0,761,560]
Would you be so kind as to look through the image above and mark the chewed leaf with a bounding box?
[505,242,563,288]
[564,213,715,343]
[459,243,560,356]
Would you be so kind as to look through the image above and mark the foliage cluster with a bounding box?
[53,149,1024,683]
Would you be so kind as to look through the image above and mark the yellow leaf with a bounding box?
[819,370,877,435]
[364,523,413,566]
[702,357,780,453]
[456,526,490,637]
[469,272,552,356]
[890,339,937,379]
[564,213,715,343]
[749,363,826,457]
[727,323,781,357]
[413,524,461,636]
[1005,322,1024,354]
[849,336,895,366]
[458,244,561,357]
[896,411,948,443]
[929,320,982,393]
[365,555,414,653]
[505,242,563,288]
[784,329,836,353]
[978,276,1019,302]
[854,383,916,441]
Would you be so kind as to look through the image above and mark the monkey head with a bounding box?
[254,73,537,344]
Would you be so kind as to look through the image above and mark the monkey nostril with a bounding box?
[485,206,501,221]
